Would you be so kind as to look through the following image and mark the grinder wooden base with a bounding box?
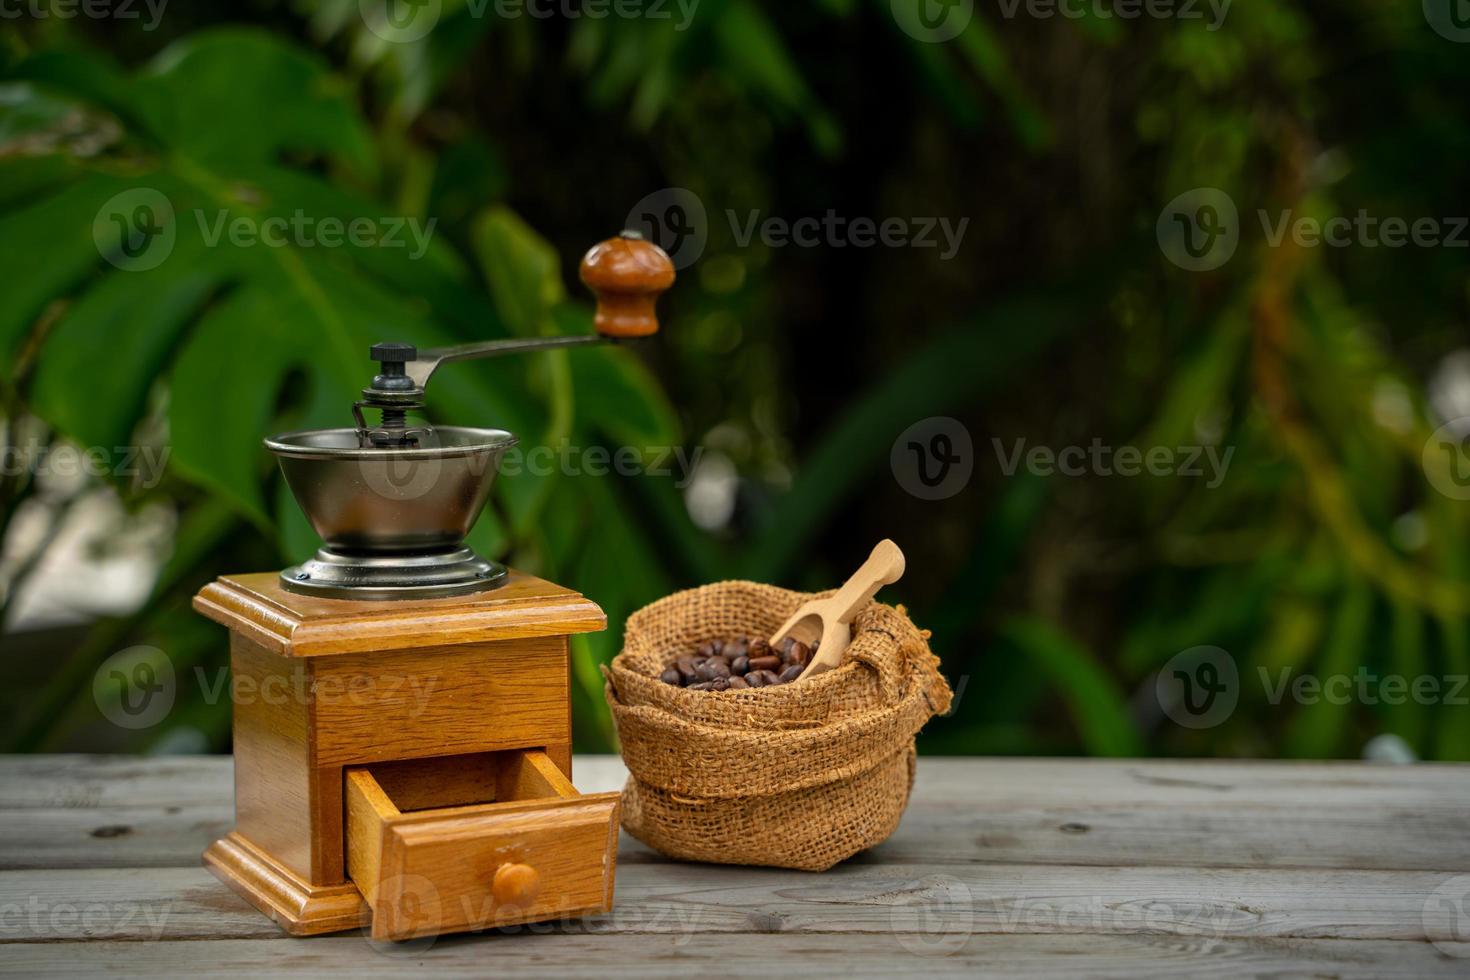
[204,832,366,936]
[193,568,619,941]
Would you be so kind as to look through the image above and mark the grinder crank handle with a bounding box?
[397,231,675,390]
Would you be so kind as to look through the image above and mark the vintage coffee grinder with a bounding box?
[193,232,674,941]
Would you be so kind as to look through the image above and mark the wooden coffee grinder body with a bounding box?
[193,568,619,941]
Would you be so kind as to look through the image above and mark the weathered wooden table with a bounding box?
[1,755,1467,976]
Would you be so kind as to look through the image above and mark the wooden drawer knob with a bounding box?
[492,862,541,906]
[579,231,675,338]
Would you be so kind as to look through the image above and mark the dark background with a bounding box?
[2,0,1468,760]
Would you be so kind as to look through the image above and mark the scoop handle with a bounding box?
[826,539,906,626]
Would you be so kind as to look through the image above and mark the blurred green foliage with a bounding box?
[1,1,1467,761]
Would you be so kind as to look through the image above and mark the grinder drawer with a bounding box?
[345,750,620,941]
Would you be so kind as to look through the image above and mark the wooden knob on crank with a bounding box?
[579,231,675,338]
[492,862,541,906]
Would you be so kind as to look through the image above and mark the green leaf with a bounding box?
[714,1,841,154]
[1000,617,1144,757]
[31,236,221,448]
[551,305,680,450]
[8,49,140,127]
[1384,598,1426,750]
[135,29,376,177]
[0,170,126,353]
[1284,580,1372,758]
[927,470,1052,643]
[742,276,1105,582]
[168,287,299,527]
[472,206,566,337]
[950,15,1050,149]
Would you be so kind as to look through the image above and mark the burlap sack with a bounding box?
[604,580,952,871]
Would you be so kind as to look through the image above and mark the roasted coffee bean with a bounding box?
[697,659,731,681]
[665,634,830,691]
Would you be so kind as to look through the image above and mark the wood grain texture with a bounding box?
[579,233,676,339]
[346,752,620,941]
[191,570,594,938]
[361,752,501,812]
[1,861,1462,943]
[228,635,316,881]
[201,832,365,936]
[310,636,570,768]
[345,770,393,907]
[4,935,1467,978]
[4,757,1466,872]
[3,756,1469,977]
[193,569,606,658]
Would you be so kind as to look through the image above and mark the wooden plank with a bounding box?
[2,935,1465,978]
[0,756,234,808]
[860,803,1470,872]
[8,799,1465,876]
[0,862,1459,944]
[909,758,1470,808]
[0,805,232,870]
[10,755,1467,810]
[9,755,1466,810]
[5,757,1467,872]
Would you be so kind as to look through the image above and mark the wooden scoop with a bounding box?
[771,539,906,684]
